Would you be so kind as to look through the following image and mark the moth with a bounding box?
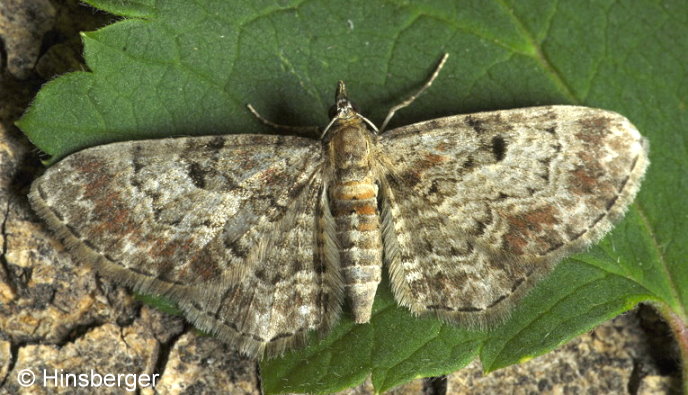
[29,55,648,358]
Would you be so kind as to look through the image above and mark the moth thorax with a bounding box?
[327,123,374,170]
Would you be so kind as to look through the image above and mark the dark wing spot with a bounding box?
[132,145,144,172]
[224,238,250,259]
[254,269,269,282]
[465,116,486,133]
[428,180,439,195]
[544,241,565,254]
[568,229,586,241]
[82,239,98,251]
[270,332,296,342]
[511,277,525,292]
[207,136,226,150]
[66,224,82,238]
[590,213,605,227]
[491,136,507,161]
[473,220,486,236]
[605,194,619,210]
[488,294,508,307]
[153,207,182,225]
[187,162,206,189]
[425,119,441,131]
[455,306,483,312]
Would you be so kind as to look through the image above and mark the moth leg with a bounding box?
[380,53,449,133]
[246,104,321,138]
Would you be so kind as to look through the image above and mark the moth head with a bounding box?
[321,81,378,140]
[328,81,360,120]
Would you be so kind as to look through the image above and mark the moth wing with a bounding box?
[378,105,648,326]
[30,134,342,357]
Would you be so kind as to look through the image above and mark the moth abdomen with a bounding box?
[330,180,383,323]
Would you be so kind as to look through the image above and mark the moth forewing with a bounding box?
[377,105,648,327]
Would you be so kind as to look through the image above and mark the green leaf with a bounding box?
[19,0,687,393]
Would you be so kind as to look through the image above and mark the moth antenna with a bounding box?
[380,53,449,133]
[246,104,321,137]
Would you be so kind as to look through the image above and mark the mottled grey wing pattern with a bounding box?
[29,134,342,357]
[378,105,648,326]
